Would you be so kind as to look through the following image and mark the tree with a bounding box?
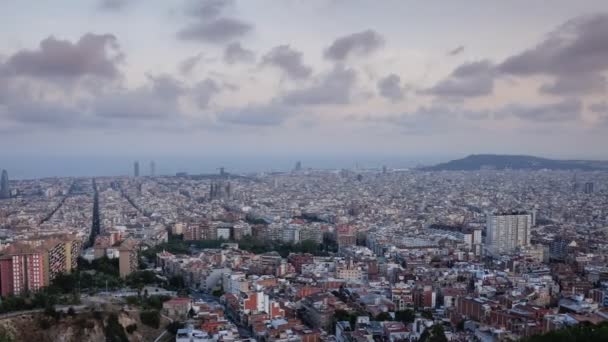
[375,312,392,321]
[126,324,137,334]
[420,325,448,342]
[421,310,433,320]
[167,321,185,335]
[44,305,59,320]
[523,321,608,342]
[0,328,14,342]
[105,313,129,342]
[395,310,415,324]
[188,307,196,318]
[140,310,160,329]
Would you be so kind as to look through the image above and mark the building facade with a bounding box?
[0,170,9,199]
[485,213,532,255]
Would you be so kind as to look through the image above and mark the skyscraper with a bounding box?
[134,161,140,177]
[295,161,302,172]
[485,212,532,255]
[584,182,594,194]
[150,161,156,177]
[0,170,9,199]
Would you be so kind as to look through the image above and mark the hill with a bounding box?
[421,154,608,171]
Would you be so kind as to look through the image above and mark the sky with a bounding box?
[1,0,608,177]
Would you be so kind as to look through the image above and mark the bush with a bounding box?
[105,313,129,342]
[125,296,140,306]
[75,317,95,330]
[395,310,416,324]
[140,310,160,329]
[67,307,76,316]
[167,321,185,335]
[38,318,52,330]
[375,312,392,321]
[93,310,103,320]
[126,324,137,334]
[44,305,60,320]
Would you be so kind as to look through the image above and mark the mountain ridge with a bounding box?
[420,154,608,171]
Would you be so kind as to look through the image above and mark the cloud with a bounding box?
[324,30,384,61]
[358,105,489,135]
[262,45,312,80]
[539,73,606,95]
[282,65,357,105]
[216,103,290,126]
[179,53,203,75]
[425,60,495,98]
[224,42,255,64]
[448,45,465,56]
[98,0,131,11]
[499,13,608,95]
[1,95,83,127]
[93,74,185,120]
[186,0,233,20]
[177,0,252,43]
[194,79,221,108]
[3,33,122,80]
[177,18,252,43]
[377,74,405,101]
[499,99,582,122]
[589,101,607,114]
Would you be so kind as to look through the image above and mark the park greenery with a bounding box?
[523,321,608,342]
[0,256,171,315]
[142,233,338,261]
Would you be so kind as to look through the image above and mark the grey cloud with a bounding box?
[377,74,405,101]
[425,60,495,98]
[362,105,488,135]
[589,101,607,114]
[177,17,252,43]
[224,42,255,64]
[194,79,221,108]
[500,99,582,122]
[498,14,608,94]
[0,76,89,128]
[179,53,203,75]
[94,75,185,120]
[448,45,465,56]
[186,0,233,20]
[2,95,83,127]
[146,74,186,100]
[4,33,122,80]
[324,30,384,61]
[216,103,290,126]
[98,0,131,11]
[262,45,311,80]
[282,65,357,105]
[539,73,606,95]
[178,1,252,43]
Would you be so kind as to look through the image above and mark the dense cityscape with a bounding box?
[0,160,607,341]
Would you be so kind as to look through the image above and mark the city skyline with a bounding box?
[0,1,607,161]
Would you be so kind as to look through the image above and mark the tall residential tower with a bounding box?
[485,212,532,255]
[0,170,9,199]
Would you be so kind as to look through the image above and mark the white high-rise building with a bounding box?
[485,213,532,255]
